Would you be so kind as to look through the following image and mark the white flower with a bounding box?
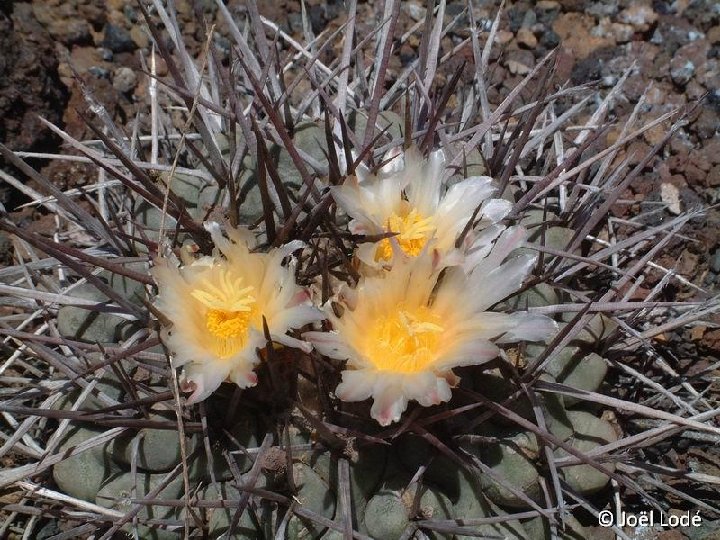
[330,146,511,268]
[152,223,324,404]
[305,229,556,426]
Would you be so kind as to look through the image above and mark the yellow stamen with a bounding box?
[375,208,435,261]
[190,269,257,358]
[206,308,252,339]
[363,305,444,373]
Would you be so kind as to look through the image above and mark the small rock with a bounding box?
[507,59,531,75]
[694,107,720,140]
[709,26,720,44]
[618,4,658,30]
[540,29,561,49]
[661,182,682,214]
[0,231,11,264]
[670,58,695,85]
[505,50,534,75]
[495,30,514,45]
[536,1,560,10]
[610,22,634,43]
[651,28,664,44]
[710,251,720,273]
[707,165,720,188]
[403,2,426,22]
[516,28,537,49]
[308,4,326,34]
[670,40,710,86]
[88,66,111,79]
[400,44,415,66]
[130,26,149,49]
[49,19,92,46]
[553,13,615,59]
[112,67,137,93]
[286,13,303,34]
[103,23,135,53]
[587,0,619,17]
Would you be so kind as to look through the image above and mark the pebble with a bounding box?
[709,26,720,44]
[88,66,110,79]
[103,23,135,53]
[112,66,137,93]
[403,2,426,22]
[618,5,658,29]
[661,182,682,214]
[130,26,149,49]
[495,30,514,44]
[710,251,720,273]
[507,59,531,75]
[670,59,695,85]
[516,28,537,49]
[536,0,560,9]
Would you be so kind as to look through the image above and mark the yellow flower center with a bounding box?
[375,208,435,261]
[190,268,257,358]
[205,308,253,340]
[364,305,444,373]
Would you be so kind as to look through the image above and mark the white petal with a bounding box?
[355,241,381,268]
[304,331,357,361]
[272,304,326,332]
[451,312,522,339]
[229,368,258,389]
[434,338,501,371]
[277,240,306,258]
[462,224,505,272]
[335,370,377,402]
[380,146,405,174]
[480,198,512,223]
[330,179,373,222]
[436,177,494,220]
[272,332,313,353]
[468,253,537,311]
[405,373,453,407]
[494,312,558,343]
[406,148,445,215]
[370,381,409,427]
[354,159,370,183]
[474,225,529,274]
[183,362,229,405]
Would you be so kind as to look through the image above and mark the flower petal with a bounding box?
[370,380,409,427]
[494,312,558,343]
[335,369,377,402]
[434,338,501,371]
[304,331,359,361]
[468,253,537,311]
[406,148,445,216]
[183,361,229,405]
[406,373,453,407]
[480,198,512,223]
[474,225,529,274]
